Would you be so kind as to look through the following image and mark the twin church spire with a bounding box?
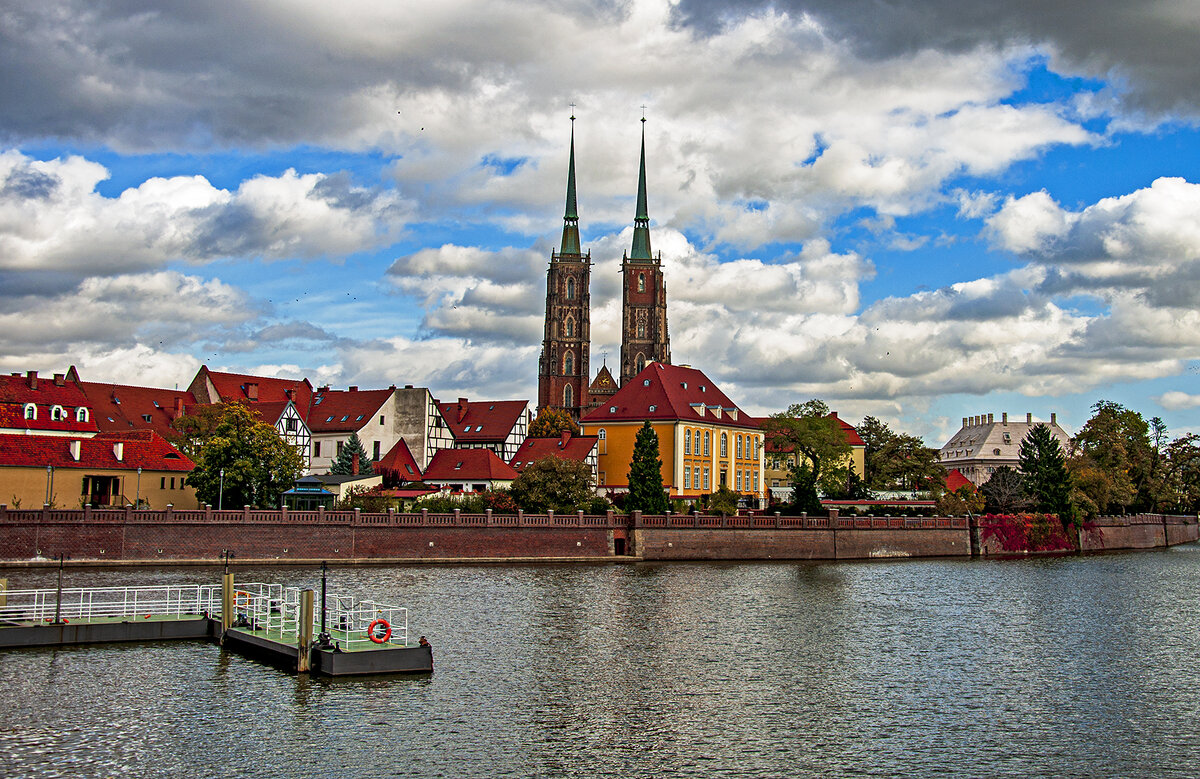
[537,115,671,418]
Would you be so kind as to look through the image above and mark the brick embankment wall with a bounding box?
[1080,514,1199,552]
[630,513,971,560]
[0,505,620,563]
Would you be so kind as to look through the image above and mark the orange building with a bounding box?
[580,363,765,508]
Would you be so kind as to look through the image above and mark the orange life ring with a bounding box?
[235,591,249,608]
[367,618,391,644]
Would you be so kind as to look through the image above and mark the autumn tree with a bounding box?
[857,416,940,492]
[980,466,1029,514]
[762,400,850,513]
[627,421,669,514]
[1019,423,1074,524]
[1069,401,1154,514]
[187,402,304,508]
[529,408,580,438]
[509,456,594,513]
[169,403,227,459]
[330,432,373,475]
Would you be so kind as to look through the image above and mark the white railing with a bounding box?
[0,584,222,624]
[0,581,411,650]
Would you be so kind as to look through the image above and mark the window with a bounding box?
[1003,433,1012,443]
[736,435,743,458]
[564,384,573,408]
[636,354,646,373]
[753,472,759,490]
[684,469,691,489]
[337,440,344,455]
[23,403,36,420]
[597,429,606,439]
[638,273,645,292]
[721,433,728,457]
[637,321,646,338]
[685,430,691,455]
[313,442,321,457]
[142,414,152,422]
[170,477,176,490]
[648,405,656,412]
[736,472,742,491]
[380,415,385,425]
[704,431,710,455]
[374,441,381,460]
[703,467,710,489]
[564,352,574,375]
[356,415,363,421]
[160,477,166,489]
[693,467,700,489]
[566,277,576,299]
[563,318,574,337]
[75,407,89,422]
[50,405,65,421]
[285,418,297,432]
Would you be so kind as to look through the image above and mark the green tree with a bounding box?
[707,484,739,515]
[529,408,580,438]
[509,456,595,513]
[330,432,373,475]
[1019,423,1074,524]
[627,421,669,514]
[187,402,304,508]
[1069,401,1154,514]
[1160,434,1200,513]
[857,415,894,489]
[935,484,985,516]
[762,400,850,512]
[168,403,227,459]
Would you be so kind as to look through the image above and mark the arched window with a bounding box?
[566,277,575,299]
[638,274,645,292]
[704,431,710,456]
[685,429,691,455]
[75,407,89,423]
[50,405,65,421]
[720,432,728,457]
[564,351,574,375]
[564,384,573,408]
[637,321,646,338]
[563,317,574,337]
[636,353,646,373]
[23,403,36,420]
[736,435,743,458]
[597,429,606,439]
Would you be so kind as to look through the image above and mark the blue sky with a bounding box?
[2,0,1199,446]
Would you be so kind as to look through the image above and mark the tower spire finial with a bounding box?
[559,109,581,256]
[629,113,652,260]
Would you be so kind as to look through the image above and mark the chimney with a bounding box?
[349,386,358,392]
[962,417,968,427]
[1002,413,1008,425]
[352,451,360,476]
[1050,412,1057,425]
[246,382,259,401]
[69,440,81,461]
[113,442,124,461]
[457,399,468,423]
[54,374,65,386]
[27,370,37,390]
[404,384,413,389]
[1026,413,1033,424]
[987,413,993,424]
[285,389,294,401]
[318,385,330,393]
[173,397,184,418]
[560,430,571,447]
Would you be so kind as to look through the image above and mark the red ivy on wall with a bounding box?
[979,513,1075,553]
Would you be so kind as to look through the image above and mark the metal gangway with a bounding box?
[0,584,222,625]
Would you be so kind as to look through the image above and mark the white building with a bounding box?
[938,412,1071,487]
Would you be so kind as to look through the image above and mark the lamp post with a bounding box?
[135,467,142,509]
[45,465,54,506]
[218,468,225,511]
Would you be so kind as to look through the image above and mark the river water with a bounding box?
[3,548,1200,778]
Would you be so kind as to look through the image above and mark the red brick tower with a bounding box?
[620,118,671,386]
[538,116,591,419]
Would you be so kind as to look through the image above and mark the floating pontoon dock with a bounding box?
[0,578,432,676]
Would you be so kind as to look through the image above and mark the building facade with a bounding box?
[938,412,1071,487]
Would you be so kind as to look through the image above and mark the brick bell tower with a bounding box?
[620,117,671,386]
[538,116,591,418]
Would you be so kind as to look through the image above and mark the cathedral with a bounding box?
[537,117,671,419]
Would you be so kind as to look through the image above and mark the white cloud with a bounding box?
[1157,391,1200,411]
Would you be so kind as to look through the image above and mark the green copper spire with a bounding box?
[559,114,581,256]
[629,117,653,261]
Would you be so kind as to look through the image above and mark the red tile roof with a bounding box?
[944,469,975,492]
[376,438,423,481]
[0,372,98,435]
[308,388,393,432]
[0,430,193,471]
[580,362,758,429]
[510,432,598,471]
[76,380,197,438]
[190,366,314,417]
[436,398,529,443]
[423,448,518,482]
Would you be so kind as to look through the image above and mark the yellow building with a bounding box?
[581,362,765,508]
[0,430,198,510]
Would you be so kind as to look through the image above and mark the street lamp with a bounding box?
[45,465,54,506]
[218,468,225,511]
[135,467,142,509]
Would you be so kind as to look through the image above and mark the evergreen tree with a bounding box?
[1018,423,1073,524]
[330,432,373,475]
[626,421,668,514]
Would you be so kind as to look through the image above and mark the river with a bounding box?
[3,547,1200,778]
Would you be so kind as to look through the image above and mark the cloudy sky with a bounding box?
[3,0,1199,444]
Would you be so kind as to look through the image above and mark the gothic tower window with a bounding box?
[564,384,573,408]
[567,277,575,299]
[564,351,574,375]
[563,317,574,337]
[636,353,646,373]
[638,274,645,292]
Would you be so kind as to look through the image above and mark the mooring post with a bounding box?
[298,589,315,673]
[221,571,234,643]
[53,554,65,624]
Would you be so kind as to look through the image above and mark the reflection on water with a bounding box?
[4,549,1200,777]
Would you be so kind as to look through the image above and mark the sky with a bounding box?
[2,0,1199,446]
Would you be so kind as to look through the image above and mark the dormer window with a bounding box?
[142,414,152,423]
[50,405,65,421]
[648,405,657,412]
[643,379,650,387]
[23,403,37,420]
